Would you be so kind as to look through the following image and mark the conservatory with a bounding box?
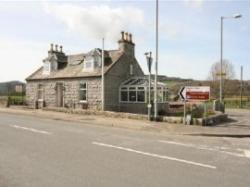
[119,77,169,114]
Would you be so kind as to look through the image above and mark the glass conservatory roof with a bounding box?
[120,76,167,87]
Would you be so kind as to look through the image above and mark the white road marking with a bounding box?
[92,141,216,169]
[158,140,247,158]
[11,125,52,135]
[244,150,250,158]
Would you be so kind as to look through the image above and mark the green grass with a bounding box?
[8,95,26,105]
[224,98,250,109]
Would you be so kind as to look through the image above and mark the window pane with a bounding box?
[85,62,92,68]
[121,91,128,101]
[129,91,136,102]
[79,90,87,101]
[137,91,145,102]
[163,91,168,101]
[80,83,86,89]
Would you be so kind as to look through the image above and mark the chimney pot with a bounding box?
[60,45,63,53]
[50,43,54,51]
[121,31,125,41]
[55,44,58,52]
[125,32,128,41]
[128,33,132,43]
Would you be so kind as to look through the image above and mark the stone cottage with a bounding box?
[26,31,168,114]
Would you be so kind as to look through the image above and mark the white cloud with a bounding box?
[157,52,214,80]
[0,38,47,82]
[184,0,204,9]
[43,3,144,42]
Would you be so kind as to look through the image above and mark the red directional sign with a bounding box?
[179,86,210,101]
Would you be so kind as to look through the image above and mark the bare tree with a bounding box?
[208,59,235,81]
[208,60,236,98]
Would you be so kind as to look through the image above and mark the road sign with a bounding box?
[216,73,226,76]
[179,86,210,101]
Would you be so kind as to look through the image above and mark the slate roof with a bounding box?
[26,49,123,81]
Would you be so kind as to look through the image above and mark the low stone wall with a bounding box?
[0,96,8,108]
[42,107,227,125]
[162,116,183,124]
[162,112,228,126]
[119,103,168,115]
[43,107,148,121]
[204,113,228,126]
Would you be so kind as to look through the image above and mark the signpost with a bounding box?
[179,86,210,125]
[179,86,210,101]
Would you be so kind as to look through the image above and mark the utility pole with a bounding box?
[220,16,223,104]
[145,52,153,121]
[101,38,105,111]
[154,0,159,120]
[240,66,243,108]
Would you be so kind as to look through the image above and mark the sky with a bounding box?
[0,0,249,82]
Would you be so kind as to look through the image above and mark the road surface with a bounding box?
[0,112,250,187]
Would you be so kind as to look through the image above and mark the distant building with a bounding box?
[26,32,168,114]
[0,81,25,96]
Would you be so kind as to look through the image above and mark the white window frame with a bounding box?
[79,82,88,103]
[119,86,146,103]
[119,86,168,104]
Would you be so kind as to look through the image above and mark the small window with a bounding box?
[129,87,136,102]
[37,84,43,100]
[83,56,94,71]
[120,87,128,102]
[85,62,92,69]
[137,87,145,102]
[163,89,168,102]
[79,82,87,102]
[43,61,50,75]
[130,64,133,75]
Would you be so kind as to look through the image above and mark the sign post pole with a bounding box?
[183,100,186,125]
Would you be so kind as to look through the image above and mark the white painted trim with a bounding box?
[11,125,51,135]
[92,142,216,169]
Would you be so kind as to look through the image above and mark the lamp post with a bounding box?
[154,0,159,120]
[101,38,105,111]
[220,14,242,107]
[145,52,153,121]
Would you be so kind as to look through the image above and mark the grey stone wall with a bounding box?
[26,78,102,110]
[104,54,144,111]
[120,103,169,115]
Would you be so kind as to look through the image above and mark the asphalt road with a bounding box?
[1,112,250,187]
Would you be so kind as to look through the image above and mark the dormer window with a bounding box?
[43,54,58,75]
[43,61,50,75]
[83,56,94,71]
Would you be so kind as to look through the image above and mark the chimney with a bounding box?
[118,31,135,57]
[60,45,63,53]
[50,43,54,51]
[55,44,58,52]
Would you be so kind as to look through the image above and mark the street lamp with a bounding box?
[219,13,242,109]
[145,52,153,121]
[154,0,159,120]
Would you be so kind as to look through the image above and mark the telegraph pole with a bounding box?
[101,38,105,111]
[154,0,159,120]
[240,66,243,108]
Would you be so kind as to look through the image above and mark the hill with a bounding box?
[0,81,25,96]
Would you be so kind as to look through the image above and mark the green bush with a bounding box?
[8,96,26,105]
